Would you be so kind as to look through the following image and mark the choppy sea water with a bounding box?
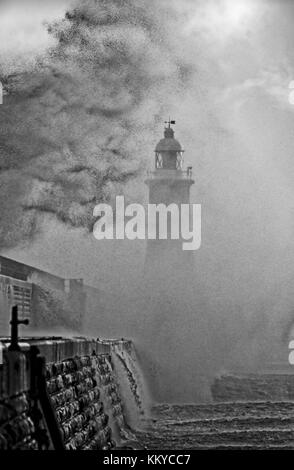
[134,402,294,449]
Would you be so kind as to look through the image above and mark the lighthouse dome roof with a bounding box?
[155,127,183,153]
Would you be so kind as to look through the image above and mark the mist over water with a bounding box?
[2,0,294,403]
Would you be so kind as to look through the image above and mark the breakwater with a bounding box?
[0,337,145,450]
[2,335,294,450]
[211,373,294,402]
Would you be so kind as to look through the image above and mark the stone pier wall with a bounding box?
[0,337,137,450]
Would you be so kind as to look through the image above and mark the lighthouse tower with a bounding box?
[144,120,195,280]
[139,121,200,401]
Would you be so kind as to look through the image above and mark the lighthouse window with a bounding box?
[176,153,183,169]
[155,153,163,169]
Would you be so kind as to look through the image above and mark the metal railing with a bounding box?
[146,167,193,180]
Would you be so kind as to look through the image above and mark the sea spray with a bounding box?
[109,340,150,428]
[94,353,137,445]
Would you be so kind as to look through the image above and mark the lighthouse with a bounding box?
[134,120,206,402]
[144,120,195,282]
[139,121,202,401]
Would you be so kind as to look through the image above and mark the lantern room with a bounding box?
[154,120,184,170]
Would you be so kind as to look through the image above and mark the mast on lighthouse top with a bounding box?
[155,119,184,170]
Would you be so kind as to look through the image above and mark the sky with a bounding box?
[0,0,70,73]
[2,0,294,393]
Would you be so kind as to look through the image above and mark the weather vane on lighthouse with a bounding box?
[164,118,176,128]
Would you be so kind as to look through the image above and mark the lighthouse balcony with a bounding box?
[146,168,193,181]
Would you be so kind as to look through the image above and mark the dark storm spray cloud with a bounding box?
[0,0,193,248]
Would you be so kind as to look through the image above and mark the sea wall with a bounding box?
[0,337,143,450]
